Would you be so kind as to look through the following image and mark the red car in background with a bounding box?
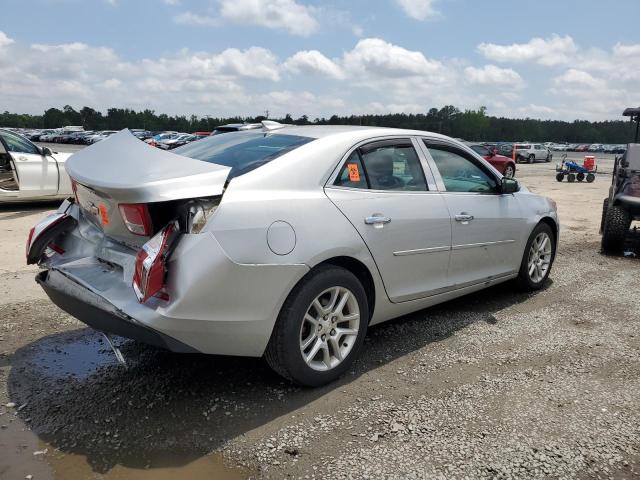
[469,144,517,178]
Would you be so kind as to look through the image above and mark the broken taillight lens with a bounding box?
[132,220,180,303]
[119,203,152,236]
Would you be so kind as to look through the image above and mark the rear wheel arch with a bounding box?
[314,256,376,322]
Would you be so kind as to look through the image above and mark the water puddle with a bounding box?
[47,449,248,479]
[26,332,120,379]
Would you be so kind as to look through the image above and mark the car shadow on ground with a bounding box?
[7,281,549,474]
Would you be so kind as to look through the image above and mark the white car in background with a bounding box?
[88,131,118,144]
[514,143,552,163]
[0,129,72,201]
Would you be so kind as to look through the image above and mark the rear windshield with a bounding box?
[173,130,314,179]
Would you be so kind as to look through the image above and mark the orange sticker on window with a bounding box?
[98,204,110,225]
[347,163,361,182]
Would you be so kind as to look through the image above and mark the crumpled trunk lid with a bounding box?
[65,129,230,245]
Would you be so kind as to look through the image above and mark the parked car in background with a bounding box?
[156,134,196,150]
[0,128,72,201]
[575,144,590,152]
[469,144,516,177]
[192,132,211,139]
[514,144,552,163]
[28,124,558,386]
[88,131,118,144]
[28,130,56,142]
[145,131,180,147]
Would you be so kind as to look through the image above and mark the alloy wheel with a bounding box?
[299,286,360,371]
[527,232,552,283]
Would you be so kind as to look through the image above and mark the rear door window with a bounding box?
[334,139,428,191]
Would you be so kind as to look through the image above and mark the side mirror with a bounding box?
[501,177,519,194]
[41,146,53,156]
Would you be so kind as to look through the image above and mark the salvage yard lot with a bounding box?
[1,151,639,479]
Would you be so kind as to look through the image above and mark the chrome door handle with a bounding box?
[454,213,474,222]
[365,214,391,225]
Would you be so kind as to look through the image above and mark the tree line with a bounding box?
[0,105,635,143]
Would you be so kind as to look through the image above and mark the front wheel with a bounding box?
[601,204,631,254]
[556,172,565,182]
[265,265,369,386]
[528,154,535,164]
[515,223,556,291]
[504,164,515,178]
[567,173,576,183]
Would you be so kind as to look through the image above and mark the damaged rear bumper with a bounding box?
[34,208,310,356]
[36,269,199,353]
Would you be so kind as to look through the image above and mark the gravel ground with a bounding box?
[1,152,639,479]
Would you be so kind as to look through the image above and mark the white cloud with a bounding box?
[464,65,524,88]
[283,50,344,79]
[394,0,439,20]
[218,0,318,36]
[163,0,181,5]
[343,38,445,78]
[478,34,577,66]
[613,43,640,57]
[0,31,14,48]
[174,11,218,27]
[553,68,606,90]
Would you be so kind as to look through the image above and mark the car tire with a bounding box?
[567,173,576,182]
[586,173,595,183]
[504,164,515,178]
[556,173,565,182]
[601,204,631,254]
[528,154,535,164]
[577,172,585,182]
[546,155,552,162]
[600,198,609,234]
[265,265,369,387]
[515,222,556,292]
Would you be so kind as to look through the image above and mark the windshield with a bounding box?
[470,145,489,156]
[173,130,314,179]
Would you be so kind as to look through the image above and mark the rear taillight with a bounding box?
[132,220,179,303]
[26,213,72,264]
[119,203,152,236]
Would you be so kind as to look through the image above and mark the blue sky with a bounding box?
[1,0,639,120]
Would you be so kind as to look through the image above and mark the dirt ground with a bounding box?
[1,151,639,479]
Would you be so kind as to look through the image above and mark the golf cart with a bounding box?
[600,107,640,253]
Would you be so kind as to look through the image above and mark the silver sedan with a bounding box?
[28,124,559,386]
